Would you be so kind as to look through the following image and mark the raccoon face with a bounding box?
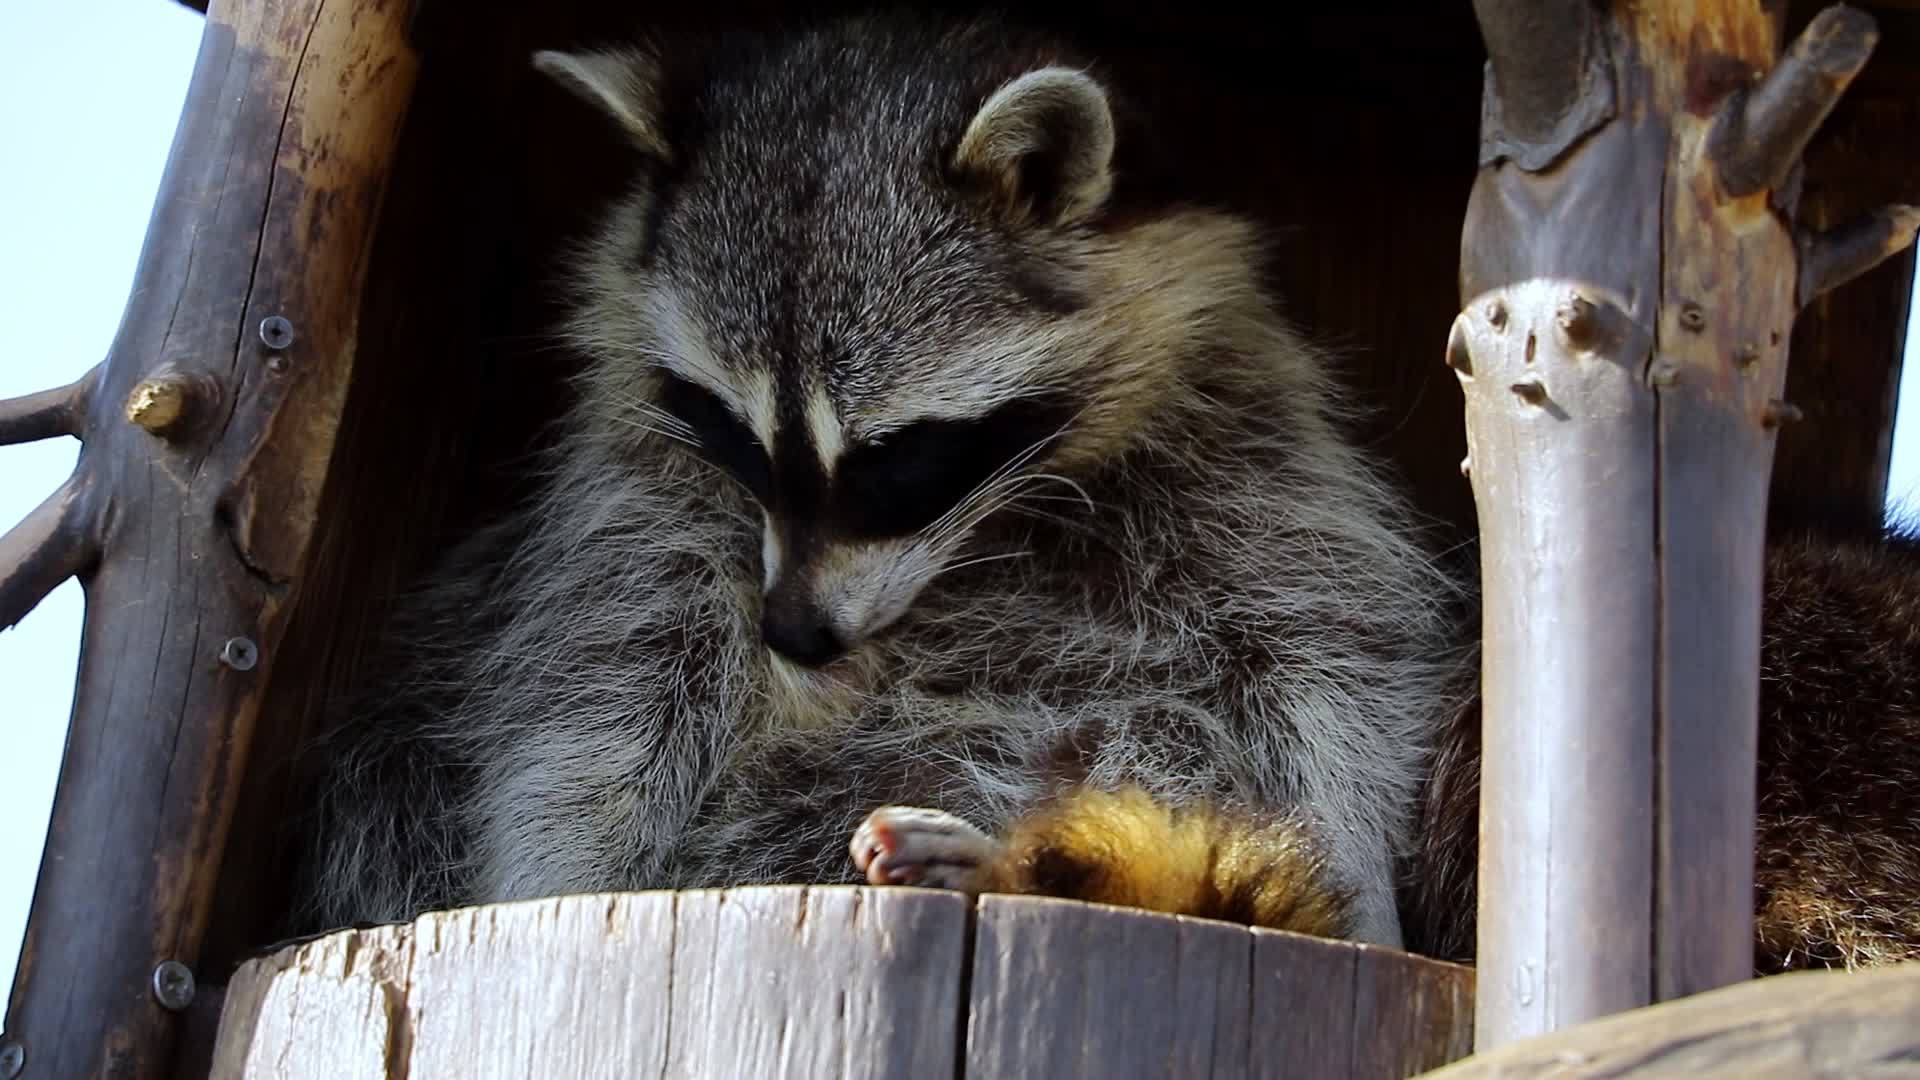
[536,24,1195,669]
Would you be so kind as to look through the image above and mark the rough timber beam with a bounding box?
[0,0,418,1076]
[1454,0,1917,1052]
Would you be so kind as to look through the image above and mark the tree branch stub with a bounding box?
[123,368,222,440]
[1709,4,1880,200]
[1797,203,1920,306]
[0,367,96,447]
[0,475,97,633]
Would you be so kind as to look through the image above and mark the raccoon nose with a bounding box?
[762,600,846,667]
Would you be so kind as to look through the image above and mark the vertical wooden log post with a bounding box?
[1454,0,1918,1052]
[0,2,417,1076]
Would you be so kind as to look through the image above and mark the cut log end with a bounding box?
[0,474,98,631]
[124,370,219,439]
[1710,4,1881,199]
[1798,204,1920,307]
[0,366,96,447]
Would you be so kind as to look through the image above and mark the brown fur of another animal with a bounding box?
[1401,516,1920,974]
[979,785,1352,937]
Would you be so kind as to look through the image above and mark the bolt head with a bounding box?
[152,960,196,1011]
[259,315,296,351]
[0,1041,23,1079]
[220,637,259,672]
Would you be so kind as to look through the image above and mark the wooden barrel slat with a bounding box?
[207,886,1473,1079]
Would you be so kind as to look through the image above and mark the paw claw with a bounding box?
[849,805,999,893]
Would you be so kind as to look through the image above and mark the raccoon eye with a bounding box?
[659,374,772,500]
[834,394,1073,538]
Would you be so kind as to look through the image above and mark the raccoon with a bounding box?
[291,10,1475,949]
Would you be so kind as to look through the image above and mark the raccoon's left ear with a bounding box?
[532,47,672,163]
[953,67,1115,227]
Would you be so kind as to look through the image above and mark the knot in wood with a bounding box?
[1555,295,1600,348]
[1762,400,1805,428]
[1678,302,1707,333]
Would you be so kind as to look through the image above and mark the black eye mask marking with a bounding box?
[833,393,1076,539]
[658,373,772,501]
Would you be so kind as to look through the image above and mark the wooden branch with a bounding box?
[0,475,96,632]
[0,366,94,446]
[2,1,420,1075]
[1455,0,1897,1053]
[1798,203,1920,306]
[1470,0,1613,169]
[208,887,1476,1078]
[1710,5,1880,198]
[1423,962,1920,1078]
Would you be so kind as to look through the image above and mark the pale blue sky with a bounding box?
[3,0,1919,1009]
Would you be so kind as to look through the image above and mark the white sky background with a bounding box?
[3,0,1920,1009]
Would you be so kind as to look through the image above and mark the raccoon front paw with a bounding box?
[850,806,1002,892]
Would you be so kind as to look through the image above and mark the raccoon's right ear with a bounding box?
[532,47,672,162]
[953,67,1116,227]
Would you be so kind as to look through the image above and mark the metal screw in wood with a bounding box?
[0,1040,22,1079]
[220,637,259,672]
[258,315,295,351]
[151,961,195,1012]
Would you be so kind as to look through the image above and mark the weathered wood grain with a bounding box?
[0,1,419,1076]
[407,895,675,1076]
[208,923,413,1080]
[1421,960,1920,1078]
[207,887,1475,1079]
[1248,926,1358,1075]
[1351,941,1476,1077]
[1455,0,1915,1050]
[968,894,1251,1078]
[663,887,968,1078]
